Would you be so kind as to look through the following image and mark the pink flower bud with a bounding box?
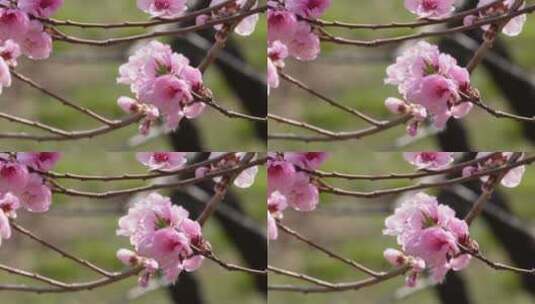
[117,249,138,266]
[383,248,406,266]
[117,96,139,114]
[385,97,408,114]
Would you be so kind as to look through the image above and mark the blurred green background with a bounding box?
[269,0,535,151]
[0,152,267,303]
[0,0,266,151]
[269,152,535,304]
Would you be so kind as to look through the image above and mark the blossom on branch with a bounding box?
[137,0,187,18]
[385,41,476,135]
[117,41,208,134]
[403,152,454,170]
[267,0,329,62]
[404,0,456,18]
[464,0,527,37]
[195,153,258,189]
[267,152,328,239]
[267,40,288,93]
[462,152,526,189]
[197,0,259,36]
[384,192,475,285]
[0,0,63,95]
[0,152,61,247]
[117,192,208,287]
[136,152,188,171]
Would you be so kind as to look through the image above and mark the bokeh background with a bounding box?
[269,0,535,151]
[0,152,267,303]
[269,152,535,304]
[0,0,267,151]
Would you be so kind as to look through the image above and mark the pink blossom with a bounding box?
[116,248,159,287]
[286,22,320,61]
[117,192,206,286]
[267,191,288,240]
[18,173,52,213]
[136,152,187,171]
[268,191,288,216]
[0,8,29,41]
[18,0,64,18]
[267,58,279,92]
[0,40,22,66]
[0,192,20,218]
[117,248,140,266]
[267,40,288,92]
[137,227,191,282]
[383,248,407,266]
[283,172,319,212]
[384,192,472,284]
[204,153,258,188]
[268,159,297,194]
[234,165,258,188]
[407,74,458,129]
[267,153,326,214]
[17,152,62,172]
[404,0,455,18]
[385,97,410,115]
[468,152,526,188]
[117,41,206,134]
[284,152,329,170]
[477,0,526,36]
[117,96,141,114]
[117,192,187,244]
[17,20,53,60]
[137,0,187,18]
[286,0,332,19]
[0,57,11,94]
[210,0,259,36]
[268,40,288,65]
[267,9,298,42]
[385,41,473,131]
[0,209,11,246]
[144,76,192,111]
[267,212,278,240]
[0,161,29,193]
[403,152,454,170]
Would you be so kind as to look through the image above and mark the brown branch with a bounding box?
[12,71,116,126]
[306,153,500,181]
[51,7,266,47]
[318,155,534,199]
[318,4,535,48]
[198,0,258,72]
[50,157,267,199]
[197,153,256,225]
[42,0,235,29]
[310,0,505,30]
[42,153,235,181]
[279,71,385,126]
[276,221,383,277]
[10,222,115,278]
[268,266,409,293]
[466,0,524,72]
[464,153,523,225]
[268,115,410,142]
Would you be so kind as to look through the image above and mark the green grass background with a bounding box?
[0,152,267,303]
[269,0,535,151]
[0,0,267,151]
[269,152,535,304]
